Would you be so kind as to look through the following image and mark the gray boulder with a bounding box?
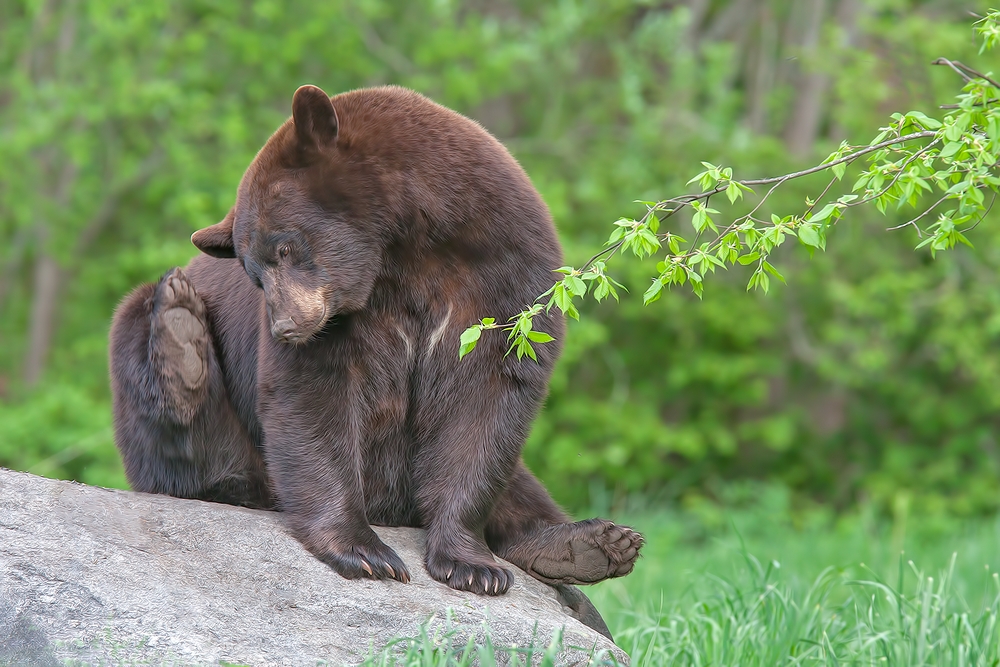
[0,469,627,665]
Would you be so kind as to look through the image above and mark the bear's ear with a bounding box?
[292,84,339,148]
[191,209,236,259]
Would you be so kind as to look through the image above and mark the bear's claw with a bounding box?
[313,531,411,584]
[426,555,513,596]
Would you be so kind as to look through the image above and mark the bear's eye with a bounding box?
[279,244,290,259]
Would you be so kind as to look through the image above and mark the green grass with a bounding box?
[587,484,1000,665]
[359,623,617,666]
[361,485,1000,666]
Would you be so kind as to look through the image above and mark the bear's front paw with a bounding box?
[426,554,513,596]
[311,531,411,584]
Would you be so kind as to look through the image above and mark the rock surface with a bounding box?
[0,469,627,666]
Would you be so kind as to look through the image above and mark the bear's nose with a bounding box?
[271,318,298,341]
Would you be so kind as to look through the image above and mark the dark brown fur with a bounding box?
[109,85,642,595]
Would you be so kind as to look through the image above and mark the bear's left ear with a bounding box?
[292,85,339,148]
[191,209,236,259]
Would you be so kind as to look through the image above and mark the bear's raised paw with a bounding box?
[149,268,211,422]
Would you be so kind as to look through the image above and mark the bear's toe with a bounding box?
[155,267,206,319]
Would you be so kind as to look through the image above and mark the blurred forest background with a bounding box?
[1,0,997,521]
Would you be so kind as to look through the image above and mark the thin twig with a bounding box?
[885,193,952,233]
[578,241,624,274]
[940,99,999,109]
[960,190,998,233]
[744,178,790,222]
[932,58,975,83]
[738,131,938,187]
[804,176,840,218]
[946,59,1000,89]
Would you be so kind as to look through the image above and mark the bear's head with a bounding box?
[191,85,386,344]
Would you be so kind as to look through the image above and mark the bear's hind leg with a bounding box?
[486,463,643,586]
[110,267,273,508]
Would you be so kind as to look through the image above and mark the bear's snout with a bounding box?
[270,317,299,342]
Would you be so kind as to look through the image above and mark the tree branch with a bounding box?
[932,58,1000,89]
[740,131,938,187]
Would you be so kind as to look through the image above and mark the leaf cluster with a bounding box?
[460,10,1000,362]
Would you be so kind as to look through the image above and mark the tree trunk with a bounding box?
[783,0,829,158]
[0,229,30,319]
[23,246,63,388]
[826,0,863,142]
[782,0,860,157]
[21,0,77,388]
[746,1,778,134]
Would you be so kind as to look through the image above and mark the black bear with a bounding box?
[109,85,642,595]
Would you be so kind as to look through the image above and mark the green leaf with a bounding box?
[686,169,709,186]
[643,279,664,305]
[648,213,660,234]
[594,281,610,301]
[548,283,573,314]
[515,337,537,361]
[459,325,482,359]
[565,275,587,297]
[940,141,963,159]
[638,229,662,254]
[737,252,760,265]
[749,269,770,293]
[809,203,840,223]
[667,233,687,254]
[945,120,964,142]
[762,261,786,284]
[905,110,942,130]
[459,326,481,346]
[726,180,741,204]
[526,331,555,343]
[797,225,821,248]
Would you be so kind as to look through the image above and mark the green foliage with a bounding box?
[467,11,1000,340]
[520,2,1000,513]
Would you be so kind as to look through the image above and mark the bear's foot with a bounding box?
[425,552,513,596]
[310,528,411,584]
[512,518,644,586]
[150,267,211,424]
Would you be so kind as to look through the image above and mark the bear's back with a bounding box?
[329,86,560,268]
